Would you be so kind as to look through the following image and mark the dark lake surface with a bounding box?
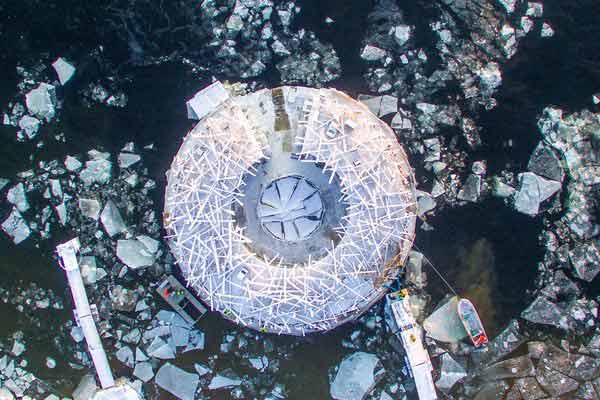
[0,0,599,398]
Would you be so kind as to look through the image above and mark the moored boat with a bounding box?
[457,298,488,347]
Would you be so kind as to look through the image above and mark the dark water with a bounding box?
[1,0,599,398]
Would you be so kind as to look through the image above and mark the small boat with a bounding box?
[457,298,489,348]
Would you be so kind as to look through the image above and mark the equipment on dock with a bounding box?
[156,275,208,325]
[387,293,438,400]
[457,298,488,348]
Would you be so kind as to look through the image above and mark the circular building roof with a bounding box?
[164,83,416,335]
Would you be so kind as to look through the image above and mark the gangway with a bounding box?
[387,293,438,400]
[56,238,141,400]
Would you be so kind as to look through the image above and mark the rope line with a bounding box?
[412,244,458,297]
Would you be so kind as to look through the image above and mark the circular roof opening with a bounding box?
[258,176,324,241]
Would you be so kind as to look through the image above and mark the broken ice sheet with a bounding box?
[423,296,468,343]
[2,208,31,244]
[155,363,199,400]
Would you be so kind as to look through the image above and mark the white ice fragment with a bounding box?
[7,183,29,212]
[526,2,544,18]
[118,153,141,169]
[25,83,57,122]
[435,353,467,392]
[541,23,554,38]
[423,296,468,343]
[54,202,68,225]
[115,346,134,368]
[360,45,386,61]
[88,149,110,160]
[10,341,25,356]
[186,82,230,120]
[133,362,154,383]
[330,352,384,400]
[147,337,175,360]
[136,235,159,254]
[49,179,63,198]
[155,363,198,400]
[194,363,211,376]
[117,239,155,269]
[79,198,101,220]
[499,0,517,13]
[18,115,40,140]
[208,373,242,390]
[100,200,127,237]
[391,25,411,46]
[65,155,82,171]
[52,58,76,85]
[80,256,98,285]
[79,159,112,186]
[513,172,561,216]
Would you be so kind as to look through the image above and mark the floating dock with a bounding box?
[57,238,141,400]
[388,294,438,400]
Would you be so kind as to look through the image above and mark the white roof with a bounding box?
[186,81,230,120]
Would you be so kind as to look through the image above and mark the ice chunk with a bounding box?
[136,235,159,254]
[359,95,397,117]
[80,159,112,186]
[18,115,40,139]
[155,363,199,400]
[111,285,139,312]
[435,353,466,392]
[392,25,411,46]
[49,179,63,198]
[513,172,561,216]
[54,202,68,225]
[360,45,386,61]
[25,83,57,122]
[528,142,564,182]
[116,346,134,368]
[118,153,141,169]
[0,388,14,400]
[2,209,30,244]
[117,239,155,269]
[330,352,384,400]
[79,199,101,220]
[569,241,600,282]
[52,58,76,85]
[147,337,175,359]
[135,347,148,362]
[73,375,98,400]
[194,363,211,376]
[133,362,153,382]
[184,330,205,352]
[208,372,242,390]
[100,200,127,237]
[457,174,482,203]
[423,296,468,343]
[541,22,554,38]
[186,82,230,120]
[7,183,29,212]
[79,256,99,285]
[65,155,82,171]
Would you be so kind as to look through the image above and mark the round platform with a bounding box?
[164,83,416,335]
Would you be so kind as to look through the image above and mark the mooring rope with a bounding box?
[412,243,458,297]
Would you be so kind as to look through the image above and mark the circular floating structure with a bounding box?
[164,82,416,335]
